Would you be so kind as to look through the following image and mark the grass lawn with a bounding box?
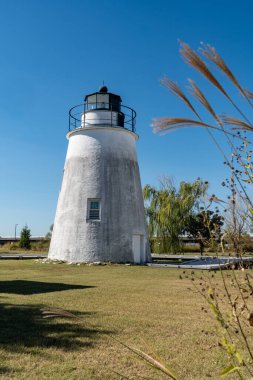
[0,261,236,380]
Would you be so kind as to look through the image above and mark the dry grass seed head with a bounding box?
[201,43,253,104]
[151,117,219,134]
[243,88,253,99]
[187,79,221,124]
[41,307,82,321]
[180,42,229,99]
[222,116,253,132]
[200,44,244,94]
[161,76,200,118]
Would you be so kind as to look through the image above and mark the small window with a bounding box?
[87,199,101,220]
[96,93,109,109]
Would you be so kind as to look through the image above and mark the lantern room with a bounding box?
[68,86,136,132]
[85,85,122,112]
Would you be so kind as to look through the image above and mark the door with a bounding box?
[132,234,144,263]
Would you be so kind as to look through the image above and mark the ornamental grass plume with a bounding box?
[152,117,238,136]
[200,42,253,107]
[153,41,253,210]
[41,307,82,321]
[161,76,200,118]
[187,78,221,124]
[222,116,253,132]
[155,41,253,133]
[200,43,245,93]
[179,41,230,99]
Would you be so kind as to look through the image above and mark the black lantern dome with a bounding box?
[98,85,108,93]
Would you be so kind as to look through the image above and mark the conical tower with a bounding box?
[49,86,150,263]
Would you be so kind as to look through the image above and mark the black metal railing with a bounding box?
[68,102,136,133]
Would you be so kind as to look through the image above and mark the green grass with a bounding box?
[0,261,233,379]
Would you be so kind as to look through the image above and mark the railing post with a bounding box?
[84,103,86,128]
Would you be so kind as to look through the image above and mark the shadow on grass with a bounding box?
[0,280,94,295]
[0,367,11,375]
[0,303,112,353]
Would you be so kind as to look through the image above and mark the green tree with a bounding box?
[186,210,224,255]
[45,224,54,240]
[19,225,31,250]
[143,178,208,253]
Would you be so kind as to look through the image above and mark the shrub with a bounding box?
[19,225,31,250]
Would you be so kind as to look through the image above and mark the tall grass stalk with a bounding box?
[153,41,253,379]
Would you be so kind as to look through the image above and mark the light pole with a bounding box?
[15,224,18,241]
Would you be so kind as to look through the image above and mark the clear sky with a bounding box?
[0,0,252,236]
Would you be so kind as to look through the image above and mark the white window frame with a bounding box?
[87,198,101,221]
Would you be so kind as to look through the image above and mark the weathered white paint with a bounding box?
[81,110,119,127]
[49,125,150,263]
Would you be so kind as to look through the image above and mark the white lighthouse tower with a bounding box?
[48,86,150,263]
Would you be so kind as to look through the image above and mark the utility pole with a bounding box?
[15,224,18,241]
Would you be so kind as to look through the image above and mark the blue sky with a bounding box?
[0,0,252,236]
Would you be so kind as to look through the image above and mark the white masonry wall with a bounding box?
[48,126,150,263]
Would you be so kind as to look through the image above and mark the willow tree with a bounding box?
[143,178,208,253]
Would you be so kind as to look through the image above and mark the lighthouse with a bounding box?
[48,86,150,263]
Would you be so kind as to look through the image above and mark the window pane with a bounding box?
[89,209,100,219]
[90,201,99,209]
[96,103,109,109]
[96,94,109,104]
[87,95,96,104]
[88,199,100,220]
[96,94,109,109]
